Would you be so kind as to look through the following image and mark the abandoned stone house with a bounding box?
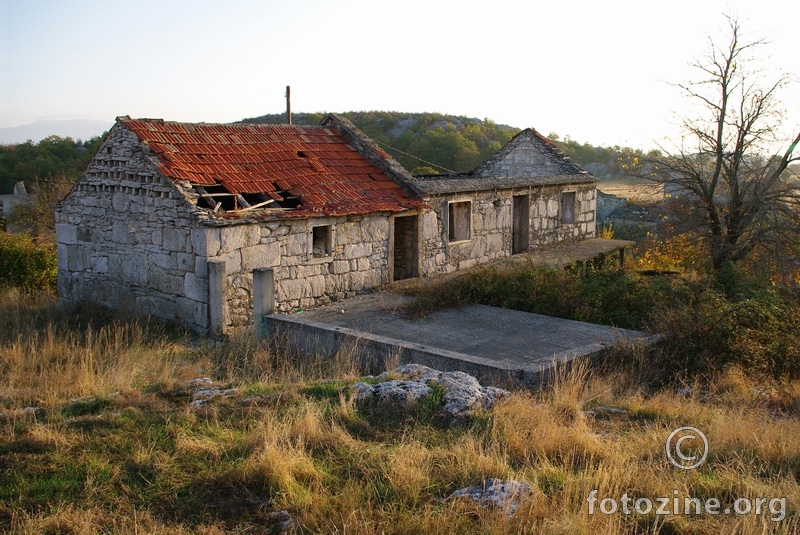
[56,114,597,333]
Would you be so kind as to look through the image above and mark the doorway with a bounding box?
[512,195,530,254]
[393,215,419,280]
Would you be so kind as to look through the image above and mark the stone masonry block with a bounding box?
[57,243,69,271]
[195,257,208,278]
[218,250,242,274]
[308,275,326,297]
[285,233,307,257]
[190,227,220,256]
[330,260,350,274]
[184,272,207,302]
[151,253,175,271]
[277,278,305,301]
[243,224,260,247]
[56,223,78,245]
[67,247,90,272]
[149,265,183,295]
[220,225,246,254]
[163,228,189,252]
[241,242,280,271]
[112,221,130,244]
[176,253,195,271]
[91,256,109,274]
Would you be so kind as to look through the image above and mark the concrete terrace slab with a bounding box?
[267,292,657,388]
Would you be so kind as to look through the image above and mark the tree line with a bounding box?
[0,113,666,197]
[0,135,104,195]
[241,111,649,178]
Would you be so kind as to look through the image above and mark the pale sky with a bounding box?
[1,0,798,150]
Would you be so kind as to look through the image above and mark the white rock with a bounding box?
[353,364,510,419]
[446,478,535,516]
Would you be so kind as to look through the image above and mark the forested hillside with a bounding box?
[0,136,103,194]
[242,111,518,174]
[0,111,664,196]
[243,111,656,178]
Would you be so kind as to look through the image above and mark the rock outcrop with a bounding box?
[352,364,511,419]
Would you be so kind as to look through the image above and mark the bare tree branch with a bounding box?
[642,14,800,270]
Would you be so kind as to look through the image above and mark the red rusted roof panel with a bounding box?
[121,118,422,217]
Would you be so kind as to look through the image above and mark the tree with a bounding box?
[648,15,800,271]
[7,174,76,243]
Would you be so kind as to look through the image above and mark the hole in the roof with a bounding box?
[271,182,302,209]
[297,151,307,158]
[193,183,237,211]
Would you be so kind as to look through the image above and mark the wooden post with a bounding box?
[285,86,292,125]
[253,268,275,338]
[619,246,626,269]
[207,259,226,335]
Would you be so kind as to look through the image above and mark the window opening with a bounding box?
[312,225,332,258]
[560,192,576,224]
[448,201,471,242]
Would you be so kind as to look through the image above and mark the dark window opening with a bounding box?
[312,225,332,258]
[448,201,471,242]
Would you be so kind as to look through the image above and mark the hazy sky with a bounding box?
[1,0,798,149]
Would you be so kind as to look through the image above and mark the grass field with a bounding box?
[1,285,799,534]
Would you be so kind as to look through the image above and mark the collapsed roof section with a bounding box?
[117,115,424,219]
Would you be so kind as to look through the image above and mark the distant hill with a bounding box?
[242,111,520,174]
[242,111,651,178]
[0,119,112,145]
[0,112,658,195]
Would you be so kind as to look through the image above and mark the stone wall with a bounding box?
[529,185,596,246]
[471,129,581,179]
[202,214,392,329]
[56,125,210,331]
[420,185,596,275]
[57,122,597,335]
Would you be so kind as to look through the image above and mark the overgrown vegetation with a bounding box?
[1,288,798,533]
[402,236,800,384]
[0,233,56,291]
[0,135,103,195]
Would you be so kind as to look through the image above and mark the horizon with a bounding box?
[2,0,799,151]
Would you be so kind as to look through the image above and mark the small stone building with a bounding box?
[1,181,36,233]
[56,114,596,333]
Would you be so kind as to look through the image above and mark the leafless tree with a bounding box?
[647,15,800,271]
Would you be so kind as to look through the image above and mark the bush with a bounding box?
[0,233,57,291]
[406,262,661,330]
[405,245,800,381]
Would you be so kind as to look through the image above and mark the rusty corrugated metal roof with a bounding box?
[119,118,423,218]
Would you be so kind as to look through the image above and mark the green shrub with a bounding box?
[406,252,800,380]
[0,233,57,291]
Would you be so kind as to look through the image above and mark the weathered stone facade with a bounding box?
[419,185,596,275]
[56,126,210,330]
[57,116,598,334]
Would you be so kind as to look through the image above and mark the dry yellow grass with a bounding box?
[1,289,799,533]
